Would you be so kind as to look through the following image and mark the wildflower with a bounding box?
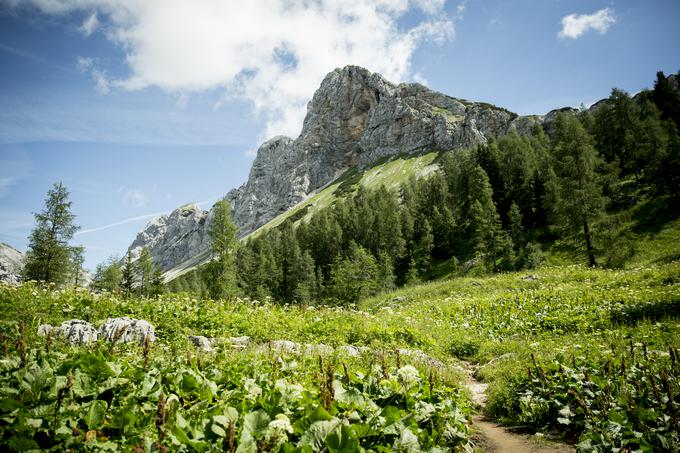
[265,414,293,446]
[396,365,420,389]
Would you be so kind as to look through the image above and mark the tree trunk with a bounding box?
[583,219,597,267]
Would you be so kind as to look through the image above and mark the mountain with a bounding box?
[0,243,24,285]
[125,65,588,278]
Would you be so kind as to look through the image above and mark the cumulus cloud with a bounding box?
[79,12,99,36]
[559,8,616,39]
[6,0,456,140]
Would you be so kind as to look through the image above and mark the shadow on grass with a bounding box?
[632,196,680,234]
[611,299,680,325]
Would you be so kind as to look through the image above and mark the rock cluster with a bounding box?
[38,317,155,345]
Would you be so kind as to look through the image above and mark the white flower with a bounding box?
[396,365,420,389]
[265,414,293,446]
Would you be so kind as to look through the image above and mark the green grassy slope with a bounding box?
[2,215,678,449]
[245,151,440,239]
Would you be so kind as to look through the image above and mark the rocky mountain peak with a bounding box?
[129,65,543,277]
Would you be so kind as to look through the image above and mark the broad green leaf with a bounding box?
[211,423,227,437]
[326,425,360,453]
[85,400,108,429]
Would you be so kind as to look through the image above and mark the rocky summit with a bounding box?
[128,65,547,276]
[0,243,24,285]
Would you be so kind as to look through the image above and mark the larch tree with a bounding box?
[23,182,80,285]
[120,252,136,297]
[550,113,607,267]
[206,198,239,300]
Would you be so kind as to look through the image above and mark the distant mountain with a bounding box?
[127,65,670,280]
[0,243,24,285]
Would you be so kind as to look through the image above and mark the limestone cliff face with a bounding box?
[0,243,24,286]
[128,65,542,273]
[226,66,539,236]
[127,204,212,271]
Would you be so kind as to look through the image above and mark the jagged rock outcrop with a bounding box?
[99,317,156,344]
[226,66,539,236]
[128,204,212,271]
[0,243,24,285]
[126,66,552,274]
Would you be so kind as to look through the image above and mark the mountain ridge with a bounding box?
[127,66,670,279]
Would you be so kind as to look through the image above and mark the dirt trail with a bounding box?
[463,363,575,453]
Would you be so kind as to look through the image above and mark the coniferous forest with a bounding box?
[167,71,680,305]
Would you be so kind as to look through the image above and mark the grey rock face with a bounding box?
[0,243,24,286]
[58,320,98,345]
[99,317,156,344]
[129,65,543,274]
[128,204,212,273]
[232,67,540,233]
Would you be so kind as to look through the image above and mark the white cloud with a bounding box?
[8,0,456,140]
[118,187,149,208]
[76,56,110,94]
[79,12,99,36]
[558,8,616,40]
[413,72,429,86]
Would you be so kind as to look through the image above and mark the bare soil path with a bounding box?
[463,363,575,453]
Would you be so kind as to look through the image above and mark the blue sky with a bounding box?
[1,0,679,270]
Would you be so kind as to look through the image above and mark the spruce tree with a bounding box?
[23,182,80,284]
[136,247,154,296]
[550,113,607,267]
[206,198,239,300]
[149,266,165,297]
[120,252,135,297]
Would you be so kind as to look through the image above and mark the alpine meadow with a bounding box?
[1,1,679,452]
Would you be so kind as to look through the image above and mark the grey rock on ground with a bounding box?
[99,317,156,344]
[337,345,363,357]
[267,340,300,354]
[189,335,215,352]
[58,320,98,345]
[226,336,252,349]
[37,324,54,337]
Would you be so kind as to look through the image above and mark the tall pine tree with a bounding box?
[23,182,80,284]
[206,199,239,300]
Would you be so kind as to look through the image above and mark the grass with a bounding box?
[246,151,440,240]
